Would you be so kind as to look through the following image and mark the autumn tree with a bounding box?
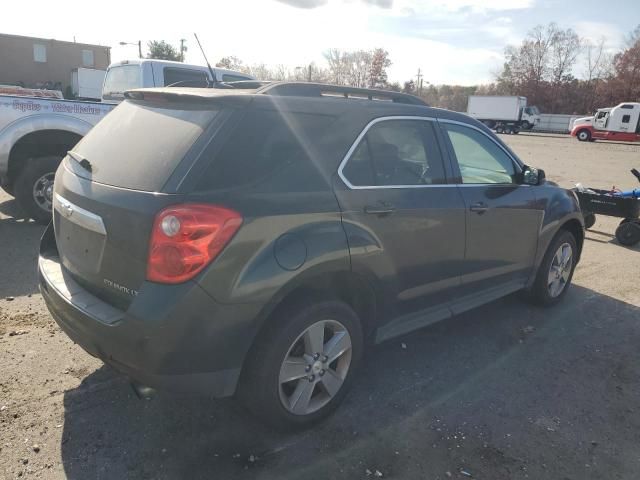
[368,48,392,88]
[146,40,181,61]
[611,32,640,101]
[216,56,246,71]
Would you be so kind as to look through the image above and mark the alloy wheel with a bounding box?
[547,242,573,298]
[278,319,352,415]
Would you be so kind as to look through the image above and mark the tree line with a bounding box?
[146,23,639,115]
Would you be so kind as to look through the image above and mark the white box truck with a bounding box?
[71,68,107,100]
[467,95,540,133]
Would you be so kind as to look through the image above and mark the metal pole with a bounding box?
[308,63,312,82]
[138,40,142,59]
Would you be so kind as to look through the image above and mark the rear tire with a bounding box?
[577,129,591,142]
[13,156,61,224]
[615,220,640,246]
[237,300,363,430]
[529,230,577,306]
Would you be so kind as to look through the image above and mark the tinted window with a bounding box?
[621,104,634,109]
[622,114,631,124]
[164,68,209,87]
[72,100,218,191]
[222,74,250,82]
[197,109,335,191]
[342,120,446,187]
[443,123,516,184]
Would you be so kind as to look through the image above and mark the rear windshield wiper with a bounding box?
[67,151,92,172]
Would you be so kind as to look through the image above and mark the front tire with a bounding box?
[238,300,363,430]
[529,230,577,306]
[14,156,61,224]
[521,120,531,130]
[577,129,591,142]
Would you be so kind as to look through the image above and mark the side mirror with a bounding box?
[523,167,546,186]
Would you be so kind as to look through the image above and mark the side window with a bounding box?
[622,114,631,124]
[443,123,517,184]
[341,120,446,187]
[196,110,336,192]
[222,74,250,82]
[621,104,634,109]
[163,68,208,87]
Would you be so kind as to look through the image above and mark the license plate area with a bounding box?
[54,194,107,275]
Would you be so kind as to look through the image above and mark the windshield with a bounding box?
[102,65,142,100]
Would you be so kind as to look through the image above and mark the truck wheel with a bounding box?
[521,121,531,130]
[14,156,61,224]
[577,129,591,142]
[583,213,596,230]
[238,300,363,430]
[496,125,504,134]
[615,221,640,246]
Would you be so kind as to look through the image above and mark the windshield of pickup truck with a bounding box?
[102,65,142,100]
[70,100,219,191]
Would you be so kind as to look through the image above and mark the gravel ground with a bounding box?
[0,133,639,480]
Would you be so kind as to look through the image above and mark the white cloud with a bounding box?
[574,21,624,50]
[0,0,522,85]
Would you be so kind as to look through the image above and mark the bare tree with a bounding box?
[551,27,581,83]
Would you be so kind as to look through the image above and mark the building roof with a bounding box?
[0,32,110,50]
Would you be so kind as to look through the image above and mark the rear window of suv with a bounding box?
[72,100,218,191]
[196,109,336,192]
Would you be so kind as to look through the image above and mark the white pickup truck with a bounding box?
[0,59,254,222]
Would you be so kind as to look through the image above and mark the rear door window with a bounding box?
[72,100,218,191]
[196,109,336,192]
[341,119,446,187]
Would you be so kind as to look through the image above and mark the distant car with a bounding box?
[39,83,584,429]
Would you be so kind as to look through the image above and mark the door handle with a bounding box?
[364,204,396,215]
[469,202,489,214]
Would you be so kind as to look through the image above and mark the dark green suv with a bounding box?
[39,83,584,428]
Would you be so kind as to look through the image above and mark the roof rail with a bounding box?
[257,82,428,106]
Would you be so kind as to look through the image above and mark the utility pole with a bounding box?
[179,39,187,62]
[137,40,142,59]
[308,63,312,82]
[416,68,424,96]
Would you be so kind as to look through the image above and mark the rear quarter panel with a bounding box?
[188,190,350,305]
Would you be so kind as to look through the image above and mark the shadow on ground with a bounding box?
[0,199,45,298]
[59,285,640,480]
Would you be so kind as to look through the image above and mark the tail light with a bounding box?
[147,204,242,284]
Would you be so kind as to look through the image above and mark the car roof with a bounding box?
[124,82,482,129]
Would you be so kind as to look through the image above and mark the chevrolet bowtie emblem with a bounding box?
[61,202,73,217]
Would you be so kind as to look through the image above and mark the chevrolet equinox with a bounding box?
[39,83,584,429]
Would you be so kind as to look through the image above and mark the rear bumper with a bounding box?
[39,227,264,397]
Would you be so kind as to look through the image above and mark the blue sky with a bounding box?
[0,0,637,85]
